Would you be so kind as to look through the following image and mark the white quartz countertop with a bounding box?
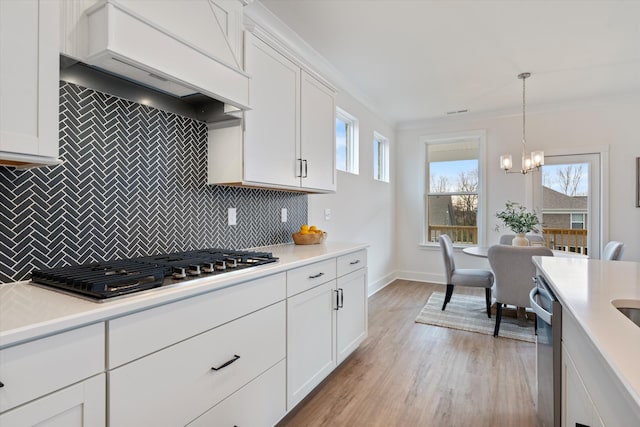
[0,242,368,349]
[533,256,640,409]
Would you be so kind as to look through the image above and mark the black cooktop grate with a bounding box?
[31,249,279,300]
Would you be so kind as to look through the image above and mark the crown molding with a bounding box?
[243,1,395,127]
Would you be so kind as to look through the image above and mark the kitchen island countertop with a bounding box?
[0,242,368,349]
[533,256,640,413]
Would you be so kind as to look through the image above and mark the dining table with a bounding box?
[463,246,588,258]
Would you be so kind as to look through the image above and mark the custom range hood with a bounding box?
[65,0,251,123]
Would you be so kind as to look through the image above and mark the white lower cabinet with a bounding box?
[287,280,338,409]
[0,374,105,427]
[336,268,368,364]
[563,344,604,427]
[286,253,368,410]
[109,301,286,426]
[187,360,286,427]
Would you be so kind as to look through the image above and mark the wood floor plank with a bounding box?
[278,279,538,427]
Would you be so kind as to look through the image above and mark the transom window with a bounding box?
[374,132,389,182]
[336,108,359,174]
[426,137,481,245]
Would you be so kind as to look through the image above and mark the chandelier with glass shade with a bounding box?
[500,72,544,174]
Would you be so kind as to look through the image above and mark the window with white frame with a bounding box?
[425,136,481,245]
[570,213,585,229]
[373,132,389,182]
[336,108,359,174]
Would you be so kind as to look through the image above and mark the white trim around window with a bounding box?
[373,131,390,183]
[336,107,359,174]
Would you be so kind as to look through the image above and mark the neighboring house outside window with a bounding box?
[336,107,359,174]
[541,186,588,253]
[373,132,389,182]
[425,138,480,245]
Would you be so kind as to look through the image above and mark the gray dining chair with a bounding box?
[488,244,553,337]
[602,241,624,260]
[438,234,494,317]
[499,234,545,245]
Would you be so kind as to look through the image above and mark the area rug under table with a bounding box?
[415,291,536,343]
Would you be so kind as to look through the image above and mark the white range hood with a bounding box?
[83,0,250,110]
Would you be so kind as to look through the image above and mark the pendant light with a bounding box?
[500,72,544,174]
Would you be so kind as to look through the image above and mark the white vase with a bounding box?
[512,233,529,246]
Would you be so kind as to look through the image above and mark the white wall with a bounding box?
[309,90,396,295]
[396,94,640,283]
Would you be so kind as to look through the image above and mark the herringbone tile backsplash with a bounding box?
[0,82,307,283]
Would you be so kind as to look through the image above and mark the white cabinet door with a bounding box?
[0,0,59,167]
[244,33,300,188]
[0,374,105,427]
[562,344,601,427]
[287,280,337,409]
[300,70,336,192]
[336,268,368,364]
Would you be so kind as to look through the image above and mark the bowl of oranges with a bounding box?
[292,224,327,245]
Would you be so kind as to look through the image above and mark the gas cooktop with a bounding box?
[30,248,278,301]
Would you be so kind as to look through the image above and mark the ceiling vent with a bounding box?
[446,109,469,116]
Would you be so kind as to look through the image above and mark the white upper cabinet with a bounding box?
[300,70,336,192]
[0,0,61,168]
[208,31,337,193]
[243,33,300,188]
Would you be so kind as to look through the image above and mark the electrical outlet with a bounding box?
[228,207,237,226]
[324,208,331,221]
[281,208,287,222]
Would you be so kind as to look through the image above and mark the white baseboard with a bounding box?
[367,272,397,296]
[394,270,445,285]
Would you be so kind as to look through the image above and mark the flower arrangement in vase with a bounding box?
[495,201,540,246]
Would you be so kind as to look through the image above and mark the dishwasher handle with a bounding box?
[529,286,553,325]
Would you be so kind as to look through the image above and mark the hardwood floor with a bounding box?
[278,280,538,427]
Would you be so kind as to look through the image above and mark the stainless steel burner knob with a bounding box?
[172,267,187,279]
[215,260,226,271]
[188,265,201,276]
[202,263,215,273]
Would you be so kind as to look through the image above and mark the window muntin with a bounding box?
[426,140,479,244]
[336,108,359,174]
[374,132,389,182]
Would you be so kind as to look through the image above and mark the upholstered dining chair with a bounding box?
[499,234,545,245]
[602,241,624,260]
[438,234,494,317]
[488,245,553,337]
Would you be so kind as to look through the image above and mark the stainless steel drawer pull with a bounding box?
[349,260,361,265]
[211,354,240,371]
[309,272,325,279]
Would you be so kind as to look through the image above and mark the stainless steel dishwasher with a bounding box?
[530,274,562,427]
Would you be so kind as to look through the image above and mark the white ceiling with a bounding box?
[259,0,640,126]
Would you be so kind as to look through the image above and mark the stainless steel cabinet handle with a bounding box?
[309,272,324,279]
[303,160,308,178]
[297,158,303,178]
[334,289,340,310]
[349,260,360,265]
[211,354,240,371]
[338,288,344,308]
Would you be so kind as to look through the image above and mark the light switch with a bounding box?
[281,208,287,222]
[324,208,331,221]
[228,207,237,226]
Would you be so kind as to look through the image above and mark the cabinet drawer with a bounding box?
[187,359,286,427]
[287,258,336,297]
[0,323,104,413]
[337,250,367,277]
[109,301,286,426]
[108,272,286,368]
